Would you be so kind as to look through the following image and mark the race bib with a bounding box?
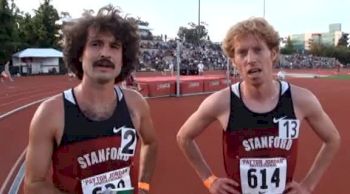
[81,167,133,194]
[120,127,137,156]
[240,158,287,194]
[278,119,300,139]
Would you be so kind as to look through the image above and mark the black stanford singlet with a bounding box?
[223,81,300,194]
[52,86,138,194]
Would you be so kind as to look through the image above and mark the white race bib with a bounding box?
[278,119,300,139]
[81,167,133,194]
[240,158,287,194]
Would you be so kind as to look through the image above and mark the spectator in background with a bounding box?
[277,69,286,80]
[197,61,204,75]
[168,61,174,76]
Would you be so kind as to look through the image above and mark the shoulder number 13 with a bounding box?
[279,119,300,139]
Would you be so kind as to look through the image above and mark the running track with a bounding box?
[0,75,349,194]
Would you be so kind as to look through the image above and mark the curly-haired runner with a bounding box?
[24,5,158,194]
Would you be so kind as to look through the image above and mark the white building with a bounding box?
[12,48,63,75]
[287,23,346,52]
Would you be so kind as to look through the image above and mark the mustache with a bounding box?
[93,59,115,69]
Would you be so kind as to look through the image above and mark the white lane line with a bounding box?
[0,96,51,193]
[9,160,25,194]
[0,97,49,120]
[0,149,26,194]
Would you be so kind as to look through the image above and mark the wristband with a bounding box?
[203,175,218,189]
[138,182,150,191]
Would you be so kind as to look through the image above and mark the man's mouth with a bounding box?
[248,68,262,74]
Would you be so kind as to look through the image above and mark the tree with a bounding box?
[337,33,349,48]
[60,11,71,19]
[177,22,208,44]
[134,17,153,40]
[31,0,60,48]
[334,46,350,65]
[309,41,323,56]
[0,0,20,64]
[280,37,296,54]
[308,42,350,65]
[16,13,37,48]
[81,9,94,17]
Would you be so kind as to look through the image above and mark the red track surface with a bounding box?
[0,75,349,194]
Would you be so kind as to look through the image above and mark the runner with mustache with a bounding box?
[24,5,158,194]
[177,17,340,194]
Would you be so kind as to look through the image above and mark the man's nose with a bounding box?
[100,45,111,58]
[247,50,257,64]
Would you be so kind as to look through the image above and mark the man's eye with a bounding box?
[238,50,246,56]
[111,44,121,49]
[89,41,102,47]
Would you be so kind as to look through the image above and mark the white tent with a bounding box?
[12,48,63,74]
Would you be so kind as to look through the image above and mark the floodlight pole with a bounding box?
[263,0,266,18]
[176,40,181,97]
[198,0,201,26]
[226,57,231,86]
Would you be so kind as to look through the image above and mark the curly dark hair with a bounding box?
[62,5,140,83]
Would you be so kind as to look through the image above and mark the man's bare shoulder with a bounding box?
[39,94,64,113]
[29,94,64,141]
[33,94,64,125]
[206,86,230,102]
[198,87,231,113]
[290,84,318,104]
[121,87,146,103]
[121,87,150,114]
[290,84,321,117]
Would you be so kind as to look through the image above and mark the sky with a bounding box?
[14,0,350,42]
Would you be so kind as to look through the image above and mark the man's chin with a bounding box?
[94,75,115,85]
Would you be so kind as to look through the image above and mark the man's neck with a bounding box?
[241,79,278,101]
[74,80,118,121]
[77,78,117,104]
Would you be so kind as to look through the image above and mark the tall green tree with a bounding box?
[309,41,324,56]
[31,0,60,48]
[177,22,208,45]
[337,33,349,48]
[0,0,20,64]
[17,13,38,48]
[280,37,296,54]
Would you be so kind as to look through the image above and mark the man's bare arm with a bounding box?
[24,96,67,194]
[293,88,341,192]
[138,97,158,184]
[177,90,230,180]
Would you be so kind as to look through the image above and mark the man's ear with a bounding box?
[230,58,239,70]
[230,58,235,66]
[271,49,278,63]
